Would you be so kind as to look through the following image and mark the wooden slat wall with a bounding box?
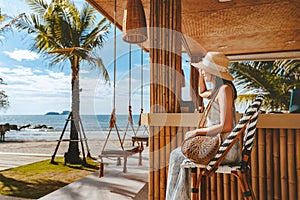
[149,0,182,199]
[251,128,300,200]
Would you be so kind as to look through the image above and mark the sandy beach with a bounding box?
[0,139,135,158]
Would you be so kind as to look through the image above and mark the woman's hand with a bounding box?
[185,130,198,139]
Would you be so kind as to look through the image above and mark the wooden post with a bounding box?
[200,175,207,200]
[266,128,274,199]
[251,131,259,198]
[230,174,237,200]
[191,168,198,200]
[190,65,202,110]
[217,173,223,200]
[296,129,300,200]
[154,127,160,199]
[211,175,217,200]
[287,129,296,200]
[224,174,230,200]
[165,125,171,180]
[273,128,281,200]
[149,126,155,200]
[149,0,182,199]
[159,127,166,200]
[258,128,266,199]
[279,129,288,200]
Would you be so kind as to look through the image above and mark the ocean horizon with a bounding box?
[0,114,143,141]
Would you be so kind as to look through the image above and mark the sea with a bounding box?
[0,114,143,141]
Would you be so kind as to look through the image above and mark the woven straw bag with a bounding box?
[181,134,221,164]
[181,89,222,165]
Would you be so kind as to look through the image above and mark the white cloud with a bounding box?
[48,70,69,80]
[12,65,34,76]
[3,49,40,61]
[80,69,90,74]
[0,66,71,114]
[33,69,43,73]
[0,67,11,73]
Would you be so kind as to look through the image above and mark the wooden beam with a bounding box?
[142,113,300,129]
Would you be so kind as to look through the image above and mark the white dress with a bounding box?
[165,101,241,200]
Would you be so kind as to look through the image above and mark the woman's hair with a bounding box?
[211,76,237,100]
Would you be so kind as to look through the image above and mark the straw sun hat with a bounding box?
[191,52,234,81]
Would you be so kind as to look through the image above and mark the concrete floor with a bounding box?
[0,149,149,200]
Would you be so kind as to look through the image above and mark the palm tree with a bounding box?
[230,60,300,112]
[15,0,110,163]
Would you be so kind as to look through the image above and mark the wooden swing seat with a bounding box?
[98,145,144,177]
[132,135,149,146]
[101,147,140,157]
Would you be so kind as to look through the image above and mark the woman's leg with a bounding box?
[166,147,191,200]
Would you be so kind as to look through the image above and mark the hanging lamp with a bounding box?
[122,0,147,43]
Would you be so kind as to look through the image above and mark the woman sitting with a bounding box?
[166,52,241,200]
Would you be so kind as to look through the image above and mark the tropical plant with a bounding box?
[15,0,110,163]
[230,60,300,112]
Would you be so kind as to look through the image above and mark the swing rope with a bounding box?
[123,44,136,144]
[109,0,117,130]
[128,44,134,128]
[129,44,132,107]
[136,48,149,137]
[113,0,117,111]
[138,48,144,127]
[104,0,124,152]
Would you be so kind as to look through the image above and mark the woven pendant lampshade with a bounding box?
[122,0,147,43]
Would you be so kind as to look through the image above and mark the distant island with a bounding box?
[45,111,70,115]
[61,111,70,115]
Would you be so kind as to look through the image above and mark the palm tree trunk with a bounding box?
[66,56,81,164]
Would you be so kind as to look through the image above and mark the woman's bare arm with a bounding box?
[185,85,234,138]
[198,69,211,98]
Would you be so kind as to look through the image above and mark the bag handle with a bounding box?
[198,87,220,128]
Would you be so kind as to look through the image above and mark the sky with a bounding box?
[0,0,192,115]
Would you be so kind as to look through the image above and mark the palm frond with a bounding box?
[80,52,110,83]
[230,60,300,111]
[0,13,25,35]
[24,0,49,16]
[80,4,97,31]
[236,94,256,104]
[82,18,110,49]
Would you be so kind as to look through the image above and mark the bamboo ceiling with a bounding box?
[86,0,300,61]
